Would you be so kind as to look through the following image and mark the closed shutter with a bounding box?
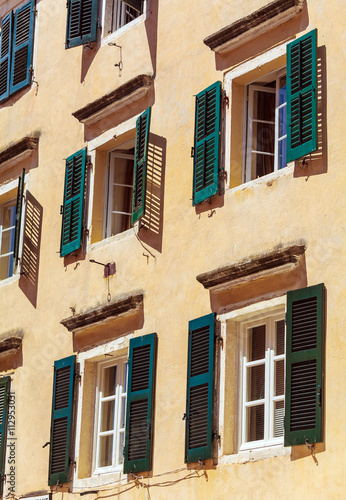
[287,29,317,162]
[132,107,151,224]
[124,333,157,474]
[60,148,87,257]
[9,0,35,96]
[185,313,215,463]
[0,377,10,495]
[14,168,25,266]
[121,0,142,13]
[49,355,76,486]
[66,0,98,49]
[193,81,221,205]
[0,12,12,102]
[284,283,324,446]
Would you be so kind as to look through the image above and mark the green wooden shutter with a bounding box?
[121,0,142,13]
[124,332,157,474]
[284,283,324,446]
[49,355,76,486]
[9,0,35,96]
[132,107,151,224]
[13,168,25,266]
[185,313,215,463]
[66,0,98,49]
[287,29,317,162]
[0,377,10,495]
[193,81,221,205]
[60,148,87,257]
[0,12,12,102]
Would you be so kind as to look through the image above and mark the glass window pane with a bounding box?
[274,400,285,437]
[252,153,274,178]
[279,76,287,105]
[112,185,132,213]
[123,362,128,392]
[276,320,285,355]
[103,365,116,397]
[101,400,115,432]
[279,104,287,138]
[249,325,266,361]
[99,435,113,467]
[247,405,264,442]
[247,364,265,401]
[252,122,275,154]
[275,359,285,396]
[0,255,10,280]
[113,158,133,185]
[111,212,131,236]
[253,90,275,122]
[279,138,287,170]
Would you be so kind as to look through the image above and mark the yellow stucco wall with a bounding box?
[0,0,345,498]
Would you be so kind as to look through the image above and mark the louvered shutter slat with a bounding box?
[9,0,35,96]
[284,284,324,446]
[185,314,215,463]
[66,0,98,49]
[0,12,12,101]
[132,107,151,224]
[49,355,75,486]
[287,29,317,161]
[0,377,10,495]
[124,333,157,474]
[193,82,221,205]
[60,148,87,257]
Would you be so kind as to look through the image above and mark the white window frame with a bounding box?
[223,42,294,189]
[0,174,27,286]
[239,312,285,451]
[217,296,291,464]
[93,357,127,474]
[73,335,133,490]
[0,199,17,280]
[245,68,287,183]
[103,142,135,240]
[101,0,149,45]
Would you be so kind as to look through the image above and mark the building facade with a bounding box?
[0,0,345,498]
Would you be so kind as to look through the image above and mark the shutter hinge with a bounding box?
[213,431,220,441]
[219,169,227,182]
[285,313,287,325]
[29,65,33,73]
[317,385,322,407]
[97,19,102,29]
[86,156,93,169]
[191,147,195,158]
[60,205,64,215]
[222,91,229,108]
[215,333,223,348]
[69,457,77,469]
[42,441,50,448]
[182,413,187,421]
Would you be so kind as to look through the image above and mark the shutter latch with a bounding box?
[316,385,322,407]
[182,413,187,421]
[42,441,50,448]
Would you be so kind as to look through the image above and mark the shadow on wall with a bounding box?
[294,45,328,178]
[80,0,159,83]
[19,191,43,308]
[138,133,166,254]
[213,2,309,71]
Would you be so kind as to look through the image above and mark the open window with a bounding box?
[102,0,143,38]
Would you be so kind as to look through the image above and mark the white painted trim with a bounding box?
[73,335,133,491]
[101,0,150,47]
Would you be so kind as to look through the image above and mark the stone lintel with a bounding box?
[72,74,154,125]
[203,0,305,53]
[197,243,306,290]
[0,137,39,171]
[0,337,22,357]
[61,294,144,333]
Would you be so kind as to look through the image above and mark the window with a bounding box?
[104,145,134,238]
[0,0,35,102]
[65,0,145,48]
[0,169,25,281]
[224,29,318,188]
[102,0,143,37]
[0,200,17,280]
[240,313,285,449]
[245,70,287,182]
[94,358,127,473]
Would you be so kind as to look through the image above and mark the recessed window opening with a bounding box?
[241,314,285,449]
[94,358,128,473]
[103,0,143,36]
[245,68,287,182]
[104,140,135,238]
[0,200,16,280]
